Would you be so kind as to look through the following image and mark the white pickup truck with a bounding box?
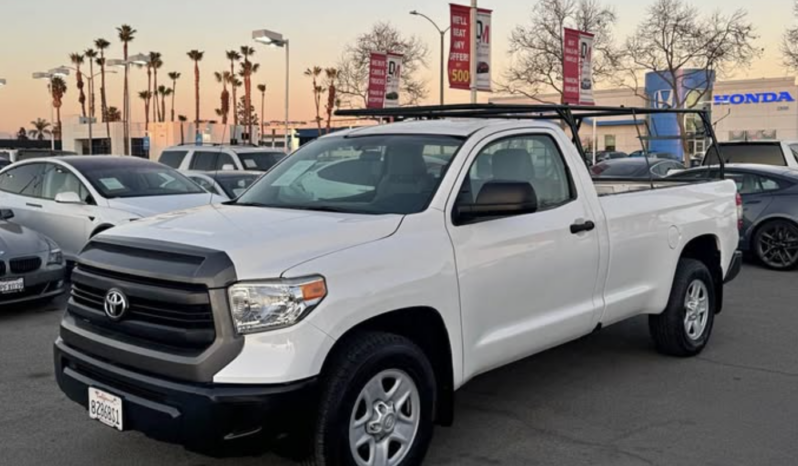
[55,106,742,466]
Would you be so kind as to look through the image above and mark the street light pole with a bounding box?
[109,54,146,156]
[410,10,450,105]
[284,40,290,152]
[470,0,478,104]
[253,29,291,152]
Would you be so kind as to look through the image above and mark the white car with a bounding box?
[184,171,261,200]
[55,109,740,465]
[159,145,286,172]
[0,156,224,260]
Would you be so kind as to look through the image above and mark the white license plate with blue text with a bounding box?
[88,387,123,431]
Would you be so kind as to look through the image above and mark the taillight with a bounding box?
[736,193,743,230]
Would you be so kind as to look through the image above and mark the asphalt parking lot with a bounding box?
[1,264,796,466]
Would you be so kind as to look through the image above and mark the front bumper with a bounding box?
[724,251,743,284]
[54,338,317,447]
[0,265,66,306]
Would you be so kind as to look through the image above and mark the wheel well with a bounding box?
[750,217,798,250]
[323,307,455,426]
[680,235,723,313]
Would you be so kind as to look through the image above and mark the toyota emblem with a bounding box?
[104,288,129,321]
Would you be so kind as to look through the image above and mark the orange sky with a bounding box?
[0,0,793,137]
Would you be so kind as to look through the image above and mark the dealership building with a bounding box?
[491,73,798,158]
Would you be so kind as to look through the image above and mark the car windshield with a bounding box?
[705,144,786,166]
[216,174,259,198]
[235,135,464,215]
[237,151,287,171]
[80,163,205,198]
[591,161,647,177]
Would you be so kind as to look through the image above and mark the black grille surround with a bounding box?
[0,261,5,276]
[59,235,243,383]
[69,266,216,351]
[10,256,41,274]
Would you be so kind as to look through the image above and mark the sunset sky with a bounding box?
[0,0,794,137]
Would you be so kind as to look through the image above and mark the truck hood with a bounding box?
[104,204,403,279]
[0,221,49,256]
[107,193,223,218]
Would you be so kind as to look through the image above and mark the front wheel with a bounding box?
[313,332,436,466]
[754,219,798,270]
[649,258,716,357]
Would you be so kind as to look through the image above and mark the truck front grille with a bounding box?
[68,264,216,351]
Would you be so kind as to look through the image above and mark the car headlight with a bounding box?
[45,238,63,265]
[228,276,327,334]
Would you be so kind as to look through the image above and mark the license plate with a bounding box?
[88,387,123,431]
[0,278,24,294]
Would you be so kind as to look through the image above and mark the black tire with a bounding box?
[649,258,716,357]
[753,219,798,271]
[312,332,436,466]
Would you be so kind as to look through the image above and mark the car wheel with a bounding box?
[753,219,798,271]
[312,332,436,466]
[649,258,716,357]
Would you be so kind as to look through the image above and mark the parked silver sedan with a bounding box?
[0,209,66,306]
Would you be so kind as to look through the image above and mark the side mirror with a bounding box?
[55,191,83,204]
[666,168,684,176]
[0,209,13,220]
[221,164,235,171]
[455,182,538,225]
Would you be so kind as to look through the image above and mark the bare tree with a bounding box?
[621,0,760,159]
[782,5,798,69]
[337,22,429,107]
[501,0,619,102]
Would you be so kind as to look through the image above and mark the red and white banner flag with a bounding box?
[367,52,388,109]
[448,4,492,92]
[367,52,403,109]
[563,28,595,105]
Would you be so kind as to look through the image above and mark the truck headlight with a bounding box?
[228,276,327,334]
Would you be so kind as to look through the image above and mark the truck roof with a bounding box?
[336,118,561,138]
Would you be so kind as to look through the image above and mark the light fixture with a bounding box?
[253,29,287,47]
[129,53,148,66]
[48,67,70,77]
[0,79,6,87]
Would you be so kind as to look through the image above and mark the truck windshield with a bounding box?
[235,135,464,215]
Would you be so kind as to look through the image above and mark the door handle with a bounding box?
[570,220,596,234]
[25,203,43,208]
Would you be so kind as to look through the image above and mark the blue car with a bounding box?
[673,164,798,270]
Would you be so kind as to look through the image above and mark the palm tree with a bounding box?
[50,76,68,140]
[187,50,204,135]
[157,86,172,123]
[226,50,242,128]
[167,72,180,122]
[117,24,136,154]
[94,38,111,151]
[214,71,231,125]
[84,49,97,119]
[178,115,187,144]
[147,52,163,123]
[69,53,87,118]
[325,68,339,134]
[107,107,122,122]
[257,83,266,145]
[139,90,151,132]
[304,66,324,135]
[29,118,52,141]
[240,46,256,144]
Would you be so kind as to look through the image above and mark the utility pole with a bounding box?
[470,0,478,104]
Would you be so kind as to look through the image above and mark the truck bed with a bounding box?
[593,179,694,196]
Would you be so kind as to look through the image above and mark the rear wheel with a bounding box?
[312,332,436,466]
[649,258,716,357]
[754,219,798,270]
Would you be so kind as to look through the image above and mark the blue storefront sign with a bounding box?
[714,92,795,105]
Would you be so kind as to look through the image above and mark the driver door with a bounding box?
[447,131,603,379]
[39,163,99,258]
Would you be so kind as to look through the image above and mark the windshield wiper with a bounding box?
[232,201,273,208]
